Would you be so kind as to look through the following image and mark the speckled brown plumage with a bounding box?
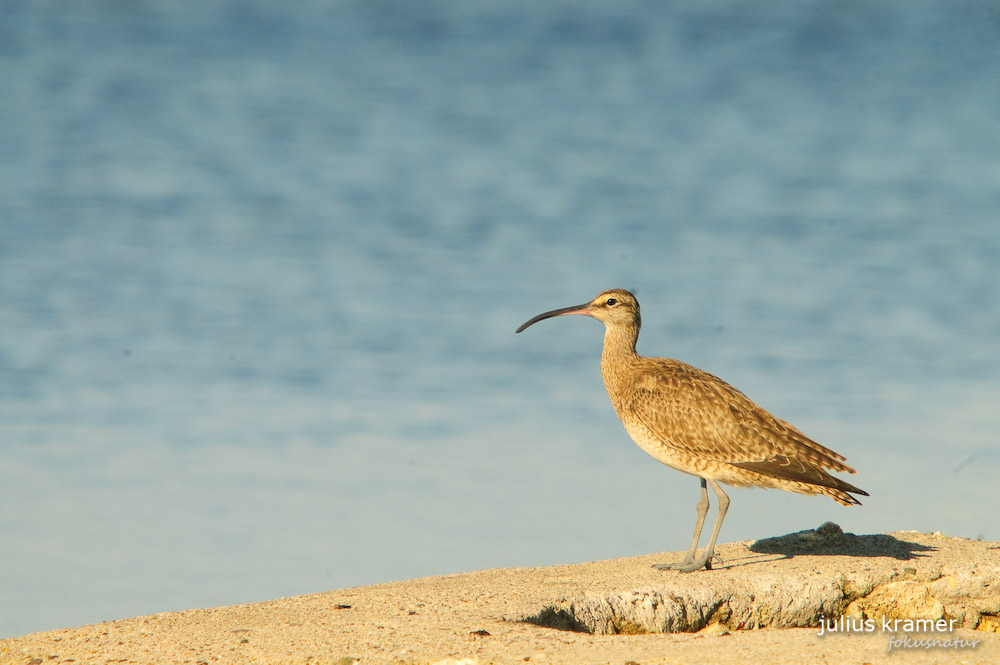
[517,288,867,572]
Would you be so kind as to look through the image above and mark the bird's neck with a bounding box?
[600,323,639,403]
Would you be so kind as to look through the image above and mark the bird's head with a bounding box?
[516,288,641,333]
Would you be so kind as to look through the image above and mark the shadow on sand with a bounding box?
[749,521,936,561]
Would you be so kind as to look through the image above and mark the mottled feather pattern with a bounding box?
[615,360,847,466]
[595,296,866,504]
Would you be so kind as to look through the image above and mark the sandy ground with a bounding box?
[2,530,997,665]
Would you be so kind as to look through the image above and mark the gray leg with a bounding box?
[652,478,710,571]
[654,479,730,573]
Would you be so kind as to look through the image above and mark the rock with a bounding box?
[522,524,1000,635]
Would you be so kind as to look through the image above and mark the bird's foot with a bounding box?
[652,559,705,573]
[651,551,721,573]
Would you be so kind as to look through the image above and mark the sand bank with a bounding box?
[2,526,997,664]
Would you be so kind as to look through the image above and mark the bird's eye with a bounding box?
[606,298,617,306]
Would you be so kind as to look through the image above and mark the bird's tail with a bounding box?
[732,456,869,506]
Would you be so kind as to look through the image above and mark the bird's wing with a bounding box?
[624,361,854,473]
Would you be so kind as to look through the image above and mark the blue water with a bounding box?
[2,0,999,639]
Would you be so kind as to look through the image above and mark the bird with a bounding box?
[516,288,867,572]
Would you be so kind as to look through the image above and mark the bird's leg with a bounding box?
[654,480,730,573]
[677,480,730,572]
[695,480,730,570]
[681,478,710,562]
[652,478,709,571]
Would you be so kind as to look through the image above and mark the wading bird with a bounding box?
[516,289,867,572]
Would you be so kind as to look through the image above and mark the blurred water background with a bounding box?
[2,0,999,639]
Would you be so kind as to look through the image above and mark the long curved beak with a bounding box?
[516,303,593,333]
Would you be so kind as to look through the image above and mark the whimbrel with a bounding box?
[516,289,867,572]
